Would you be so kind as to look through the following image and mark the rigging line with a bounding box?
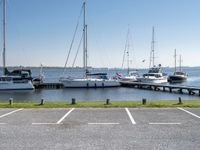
[72,32,83,68]
[63,4,84,75]
[121,28,129,68]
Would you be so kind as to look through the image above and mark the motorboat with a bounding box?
[0,0,34,91]
[120,71,139,82]
[168,71,187,83]
[168,50,187,83]
[138,66,168,83]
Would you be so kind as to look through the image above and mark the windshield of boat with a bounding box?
[148,67,162,73]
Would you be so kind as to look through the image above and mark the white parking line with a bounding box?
[32,123,62,125]
[149,122,181,125]
[178,107,200,119]
[0,109,23,119]
[56,108,75,124]
[125,108,136,124]
[88,123,119,125]
[0,123,7,125]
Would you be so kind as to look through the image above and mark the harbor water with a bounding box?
[0,67,200,101]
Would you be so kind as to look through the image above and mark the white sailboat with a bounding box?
[168,49,187,83]
[138,27,168,84]
[0,0,34,90]
[119,27,139,82]
[60,1,120,88]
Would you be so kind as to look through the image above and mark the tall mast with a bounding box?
[151,27,155,67]
[83,1,87,78]
[174,49,177,72]
[149,27,155,68]
[3,0,6,75]
[179,55,182,71]
[127,27,130,75]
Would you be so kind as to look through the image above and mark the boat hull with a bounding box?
[0,81,35,90]
[137,77,168,84]
[168,75,187,83]
[60,78,120,88]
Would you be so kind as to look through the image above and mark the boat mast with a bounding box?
[3,0,6,75]
[149,27,155,68]
[174,49,177,72]
[83,1,87,78]
[179,55,182,72]
[152,27,155,67]
[127,27,130,75]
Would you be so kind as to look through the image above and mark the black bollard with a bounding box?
[142,98,147,105]
[40,99,44,105]
[178,97,182,104]
[71,98,76,105]
[9,98,13,105]
[106,99,110,105]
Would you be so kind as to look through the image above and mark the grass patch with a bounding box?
[0,100,200,108]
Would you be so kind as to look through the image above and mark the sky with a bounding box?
[0,0,200,68]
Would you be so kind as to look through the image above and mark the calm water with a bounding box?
[0,67,200,102]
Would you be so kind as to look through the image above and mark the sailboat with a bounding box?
[119,27,139,82]
[168,49,187,83]
[0,0,34,90]
[137,27,168,84]
[60,1,120,88]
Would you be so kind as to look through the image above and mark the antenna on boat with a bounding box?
[2,0,6,75]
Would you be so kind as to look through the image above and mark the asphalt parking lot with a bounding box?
[0,108,200,150]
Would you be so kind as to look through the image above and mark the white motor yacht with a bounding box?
[138,67,168,84]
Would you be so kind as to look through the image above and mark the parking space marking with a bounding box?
[125,108,136,124]
[88,123,119,125]
[32,123,62,125]
[56,108,75,124]
[178,107,200,119]
[0,123,6,125]
[149,122,181,125]
[0,109,23,119]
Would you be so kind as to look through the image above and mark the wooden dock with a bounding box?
[120,81,200,96]
[35,83,64,89]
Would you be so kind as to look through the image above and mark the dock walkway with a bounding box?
[120,81,200,96]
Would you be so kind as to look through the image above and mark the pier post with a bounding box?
[178,97,182,104]
[163,87,165,92]
[142,98,147,105]
[40,99,44,105]
[9,98,13,105]
[179,88,183,94]
[188,90,192,95]
[106,99,111,105]
[71,98,76,105]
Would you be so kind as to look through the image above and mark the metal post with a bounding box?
[142,98,147,105]
[106,99,110,105]
[40,99,44,105]
[71,98,76,105]
[9,98,13,105]
[178,97,182,104]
